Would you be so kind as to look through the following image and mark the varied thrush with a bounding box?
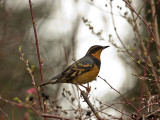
[40,45,109,86]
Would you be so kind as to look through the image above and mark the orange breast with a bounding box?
[72,64,100,84]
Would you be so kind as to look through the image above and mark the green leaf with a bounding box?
[147,63,151,67]
[13,97,22,103]
[28,109,33,113]
[138,60,141,64]
[130,47,135,51]
[26,68,30,72]
[13,97,19,101]
[156,56,159,61]
[31,65,35,72]
[26,60,29,64]
[130,57,134,61]
[19,46,22,51]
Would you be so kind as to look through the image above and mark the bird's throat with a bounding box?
[90,49,103,60]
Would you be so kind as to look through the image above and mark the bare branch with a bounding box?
[0,107,11,120]
[150,0,160,57]
[0,96,72,120]
[122,0,160,49]
[19,46,43,111]
[28,0,46,114]
[98,76,138,112]
[81,91,102,120]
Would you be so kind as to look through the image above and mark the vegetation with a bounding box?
[0,0,159,119]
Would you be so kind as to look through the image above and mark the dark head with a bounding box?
[86,45,109,59]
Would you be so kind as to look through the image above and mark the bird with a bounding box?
[39,45,109,87]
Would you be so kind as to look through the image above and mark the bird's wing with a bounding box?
[58,55,94,83]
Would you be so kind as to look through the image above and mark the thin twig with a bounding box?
[110,0,130,56]
[41,113,73,120]
[150,0,160,57]
[84,0,121,17]
[19,47,43,111]
[96,99,132,118]
[122,0,160,49]
[138,35,152,117]
[28,0,44,84]
[145,108,160,118]
[0,96,40,115]
[0,96,72,120]
[19,48,35,86]
[131,9,160,92]
[28,0,46,114]
[131,11,146,53]
[138,100,160,113]
[98,76,138,112]
[121,0,160,116]
[0,107,11,120]
[130,9,159,88]
[134,0,147,21]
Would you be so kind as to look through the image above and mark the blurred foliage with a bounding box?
[120,0,160,117]
[0,0,159,119]
[0,0,79,119]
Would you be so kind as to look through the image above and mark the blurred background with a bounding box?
[0,0,159,119]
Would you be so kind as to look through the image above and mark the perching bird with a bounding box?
[40,45,109,87]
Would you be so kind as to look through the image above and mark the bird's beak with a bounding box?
[103,46,110,49]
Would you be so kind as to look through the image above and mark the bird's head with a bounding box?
[86,45,109,59]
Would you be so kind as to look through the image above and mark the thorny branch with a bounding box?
[28,0,46,115]
[28,0,44,84]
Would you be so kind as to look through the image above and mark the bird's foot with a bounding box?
[86,86,91,93]
[76,84,91,97]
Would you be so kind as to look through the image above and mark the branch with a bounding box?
[19,46,43,111]
[122,0,160,49]
[110,0,131,56]
[130,10,146,53]
[145,108,160,118]
[81,91,102,120]
[130,9,159,90]
[0,107,11,120]
[121,0,160,115]
[150,0,160,57]
[28,0,46,114]
[41,113,73,120]
[28,0,44,87]
[96,99,132,118]
[138,36,151,115]
[0,95,40,115]
[98,76,138,112]
[0,96,72,120]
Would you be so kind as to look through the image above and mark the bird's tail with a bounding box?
[39,74,61,87]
